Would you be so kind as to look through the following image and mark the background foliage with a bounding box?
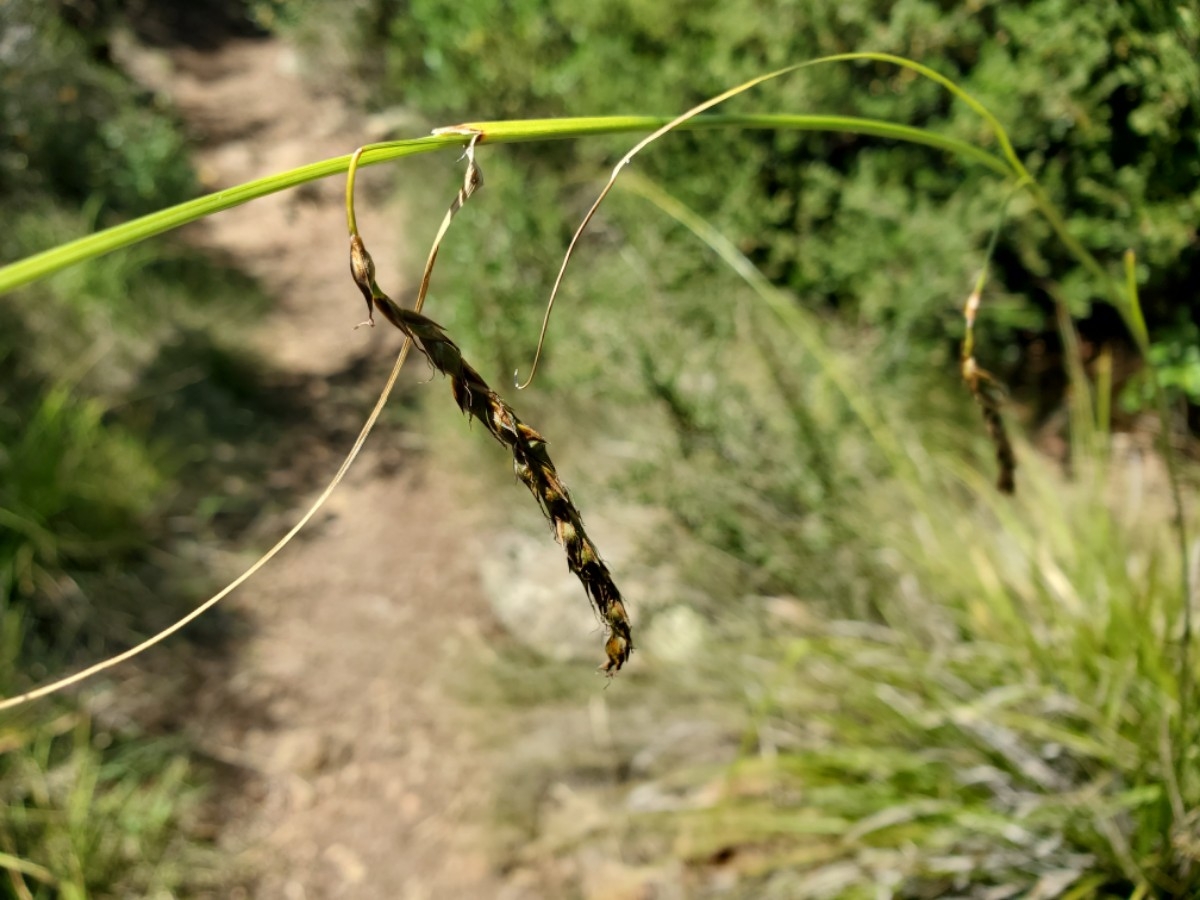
[279,0,1198,597]
[1,1,270,893]
[319,0,1199,398]
[285,0,1200,894]
[2,0,1199,895]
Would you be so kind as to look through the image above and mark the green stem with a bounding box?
[345,146,366,237]
[963,178,1027,363]
[1023,182,1133,338]
[1126,250,1194,767]
[0,114,1003,296]
[0,135,452,295]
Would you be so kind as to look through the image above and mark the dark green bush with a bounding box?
[333,0,1197,383]
[0,0,196,219]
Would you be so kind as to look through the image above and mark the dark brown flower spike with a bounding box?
[348,138,632,673]
[372,287,634,673]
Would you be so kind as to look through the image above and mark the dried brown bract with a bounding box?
[350,234,378,326]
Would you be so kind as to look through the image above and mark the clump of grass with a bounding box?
[704,441,1197,896]
[473,360,1198,897]
[0,710,204,899]
[0,272,231,898]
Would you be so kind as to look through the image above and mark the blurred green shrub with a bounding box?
[313,0,1197,379]
[0,4,267,893]
[0,0,195,218]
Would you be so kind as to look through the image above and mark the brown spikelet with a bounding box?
[357,242,632,672]
[979,396,1016,494]
[960,285,1016,494]
[350,234,378,325]
[963,356,1016,495]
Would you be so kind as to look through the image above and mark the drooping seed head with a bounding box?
[606,598,629,629]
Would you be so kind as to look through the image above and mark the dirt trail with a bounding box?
[125,36,514,899]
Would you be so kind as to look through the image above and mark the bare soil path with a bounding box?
[123,35,515,899]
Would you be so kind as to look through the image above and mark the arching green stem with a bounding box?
[0,113,1002,296]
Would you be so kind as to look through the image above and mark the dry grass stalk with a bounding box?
[350,236,633,674]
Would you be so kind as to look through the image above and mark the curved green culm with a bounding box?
[0,134,446,295]
[0,114,1003,296]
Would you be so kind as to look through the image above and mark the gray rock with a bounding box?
[480,504,696,662]
[481,530,601,661]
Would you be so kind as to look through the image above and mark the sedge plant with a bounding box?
[0,51,1194,895]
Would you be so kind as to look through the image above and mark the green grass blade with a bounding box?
[461,113,1009,173]
[0,114,1003,297]
[0,134,453,295]
[1126,248,1195,763]
[620,172,912,475]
